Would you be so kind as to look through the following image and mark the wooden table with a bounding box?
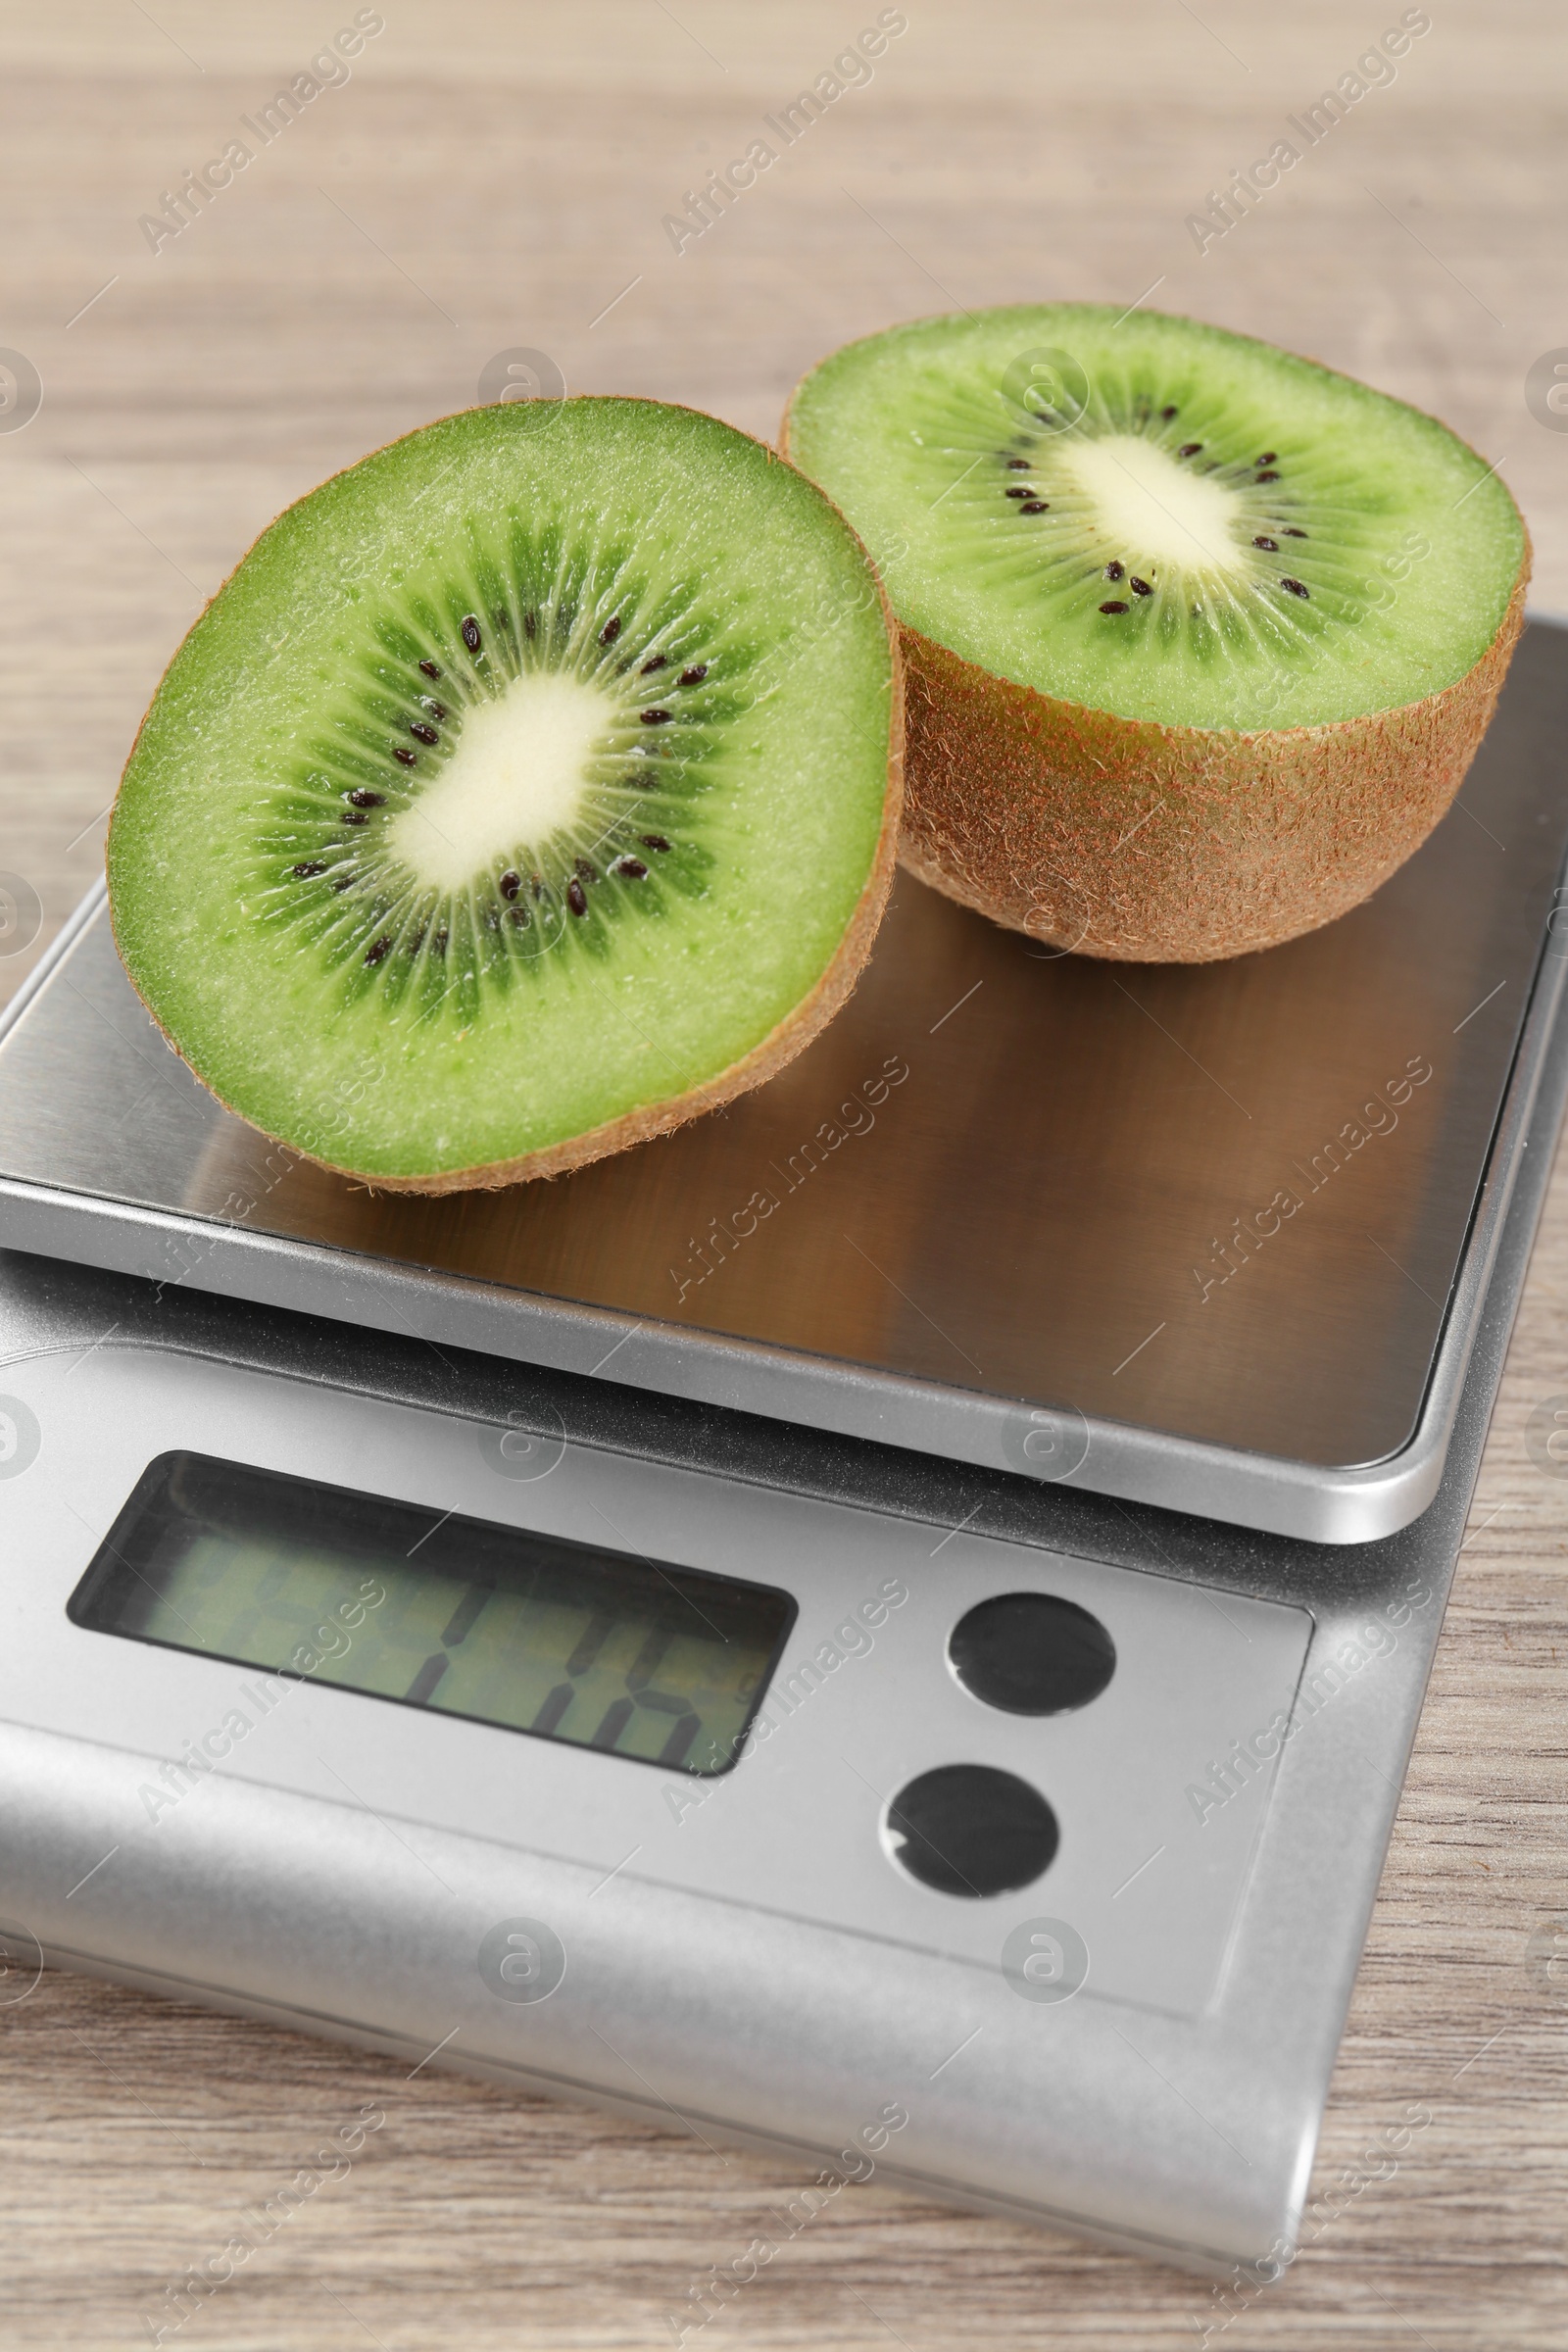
[3,4,1565,2342]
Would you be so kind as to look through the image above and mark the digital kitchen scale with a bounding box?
[2,618,1566,2280]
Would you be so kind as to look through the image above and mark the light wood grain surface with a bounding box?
[3,4,1568,2345]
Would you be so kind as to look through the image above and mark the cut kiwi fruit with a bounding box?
[108,399,901,1190]
[783,306,1528,961]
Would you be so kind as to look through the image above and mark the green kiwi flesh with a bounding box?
[784,305,1523,730]
[108,399,901,1189]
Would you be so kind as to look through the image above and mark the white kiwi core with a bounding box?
[387,669,613,887]
[1056,432,1250,581]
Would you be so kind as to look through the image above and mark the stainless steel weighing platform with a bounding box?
[1,618,1566,2280]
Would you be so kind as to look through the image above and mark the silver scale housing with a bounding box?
[1,622,1566,2275]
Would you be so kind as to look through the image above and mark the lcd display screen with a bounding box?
[70,1451,794,1775]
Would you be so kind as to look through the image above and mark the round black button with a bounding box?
[949,1592,1115,1716]
[884,1763,1058,1897]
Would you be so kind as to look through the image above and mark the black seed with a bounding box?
[600,614,622,646]
[364,935,392,966]
[530,873,545,899]
[575,857,598,884]
[641,708,672,725]
[1252,535,1279,551]
[1257,452,1277,466]
[1280,576,1309,599]
[500,869,521,901]
[641,654,668,674]
[461,614,481,652]
[1006,457,1032,470]
[1104,560,1125,581]
[508,903,530,929]
[641,833,672,853]
[613,855,648,879]
[348,788,384,809]
[523,611,537,640]
[1256,467,1280,482]
[409,721,439,746]
[1130,576,1152,597]
[1019,499,1049,514]
[418,659,442,679]
[1177,441,1201,458]
[291,860,326,877]
[432,927,449,956]
[1160,404,1178,419]
[679,662,708,685]
[1099,600,1130,615]
[394,746,417,768]
[1004,487,1032,499]
[342,811,368,826]
[331,874,355,893]
[1283,526,1308,538]
[566,877,588,917]
[420,697,446,720]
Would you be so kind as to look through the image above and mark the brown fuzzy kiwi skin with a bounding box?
[890,548,1527,963]
[779,323,1531,963]
[108,398,905,1195]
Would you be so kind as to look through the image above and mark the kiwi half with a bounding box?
[108,399,901,1191]
[783,306,1528,962]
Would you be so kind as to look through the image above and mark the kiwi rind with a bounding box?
[891,583,1524,961]
[782,307,1531,962]
[108,399,904,1190]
